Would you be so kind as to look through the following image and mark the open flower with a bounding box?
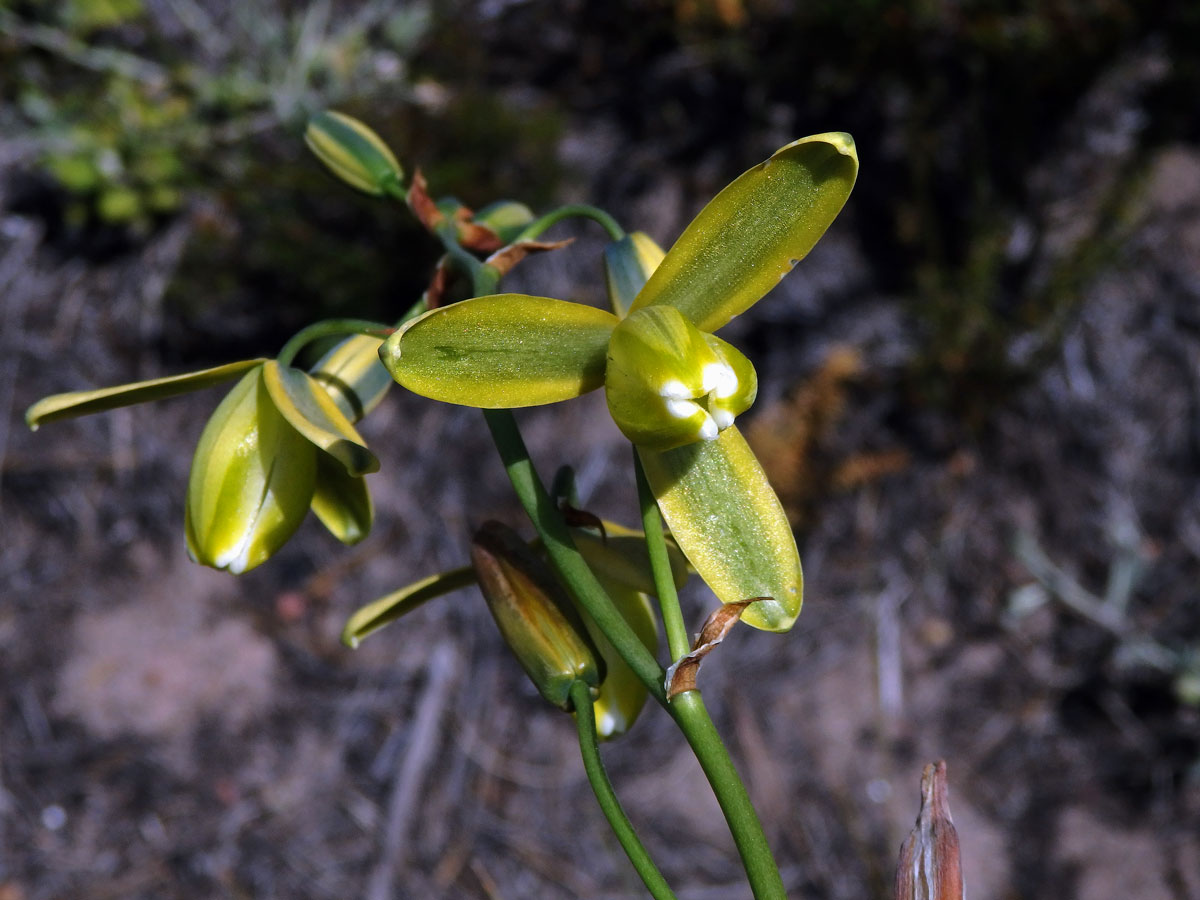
[26,334,388,573]
[379,134,858,631]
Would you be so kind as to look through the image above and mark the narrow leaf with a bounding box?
[380,294,618,408]
[26,358,267,429]
[638,426,802,632]
[262,361,379,477]
[631,133,858,333]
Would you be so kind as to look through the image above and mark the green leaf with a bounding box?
[262,361,379,477]
[25,358,267,430]
[342,565,477,647]
[380,294,619,408]
[309,333,392,422]
[637,426,802,632]
[630,133,858,333]
[310,452,373,545]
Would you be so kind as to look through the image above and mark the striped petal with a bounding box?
[631,133,858,333]
[262,360,379,477]
[25,358,266,429]
[380,294,618,408]
[637,425,802,632]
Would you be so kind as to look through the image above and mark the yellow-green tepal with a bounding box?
[603,231,665,318]
[305,111,404,197]
[185,365,316,574]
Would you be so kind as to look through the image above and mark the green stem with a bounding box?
[276,318,393,367]
[483,409,666,703]
[569,680,677,900]
[484,410,786,899]
[667,694,786,899]
[516,204,626,243]
[634,449,691,662]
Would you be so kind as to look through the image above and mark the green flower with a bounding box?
[26,335,389,573]
[378,134,858,631]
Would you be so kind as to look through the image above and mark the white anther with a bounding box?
[659,379,692,400]
[702,362,738,399]
[711,408,735,430]
[666,398,703,421]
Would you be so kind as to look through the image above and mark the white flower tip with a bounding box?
[659,379,691,400]
[666,398,701,421]
[702,362,738,399]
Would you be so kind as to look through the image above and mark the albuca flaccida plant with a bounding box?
[27,110,857,899]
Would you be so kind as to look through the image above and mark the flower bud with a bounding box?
[470,521,602,710]
[305,111,404,197]
[605,305,757,451]
[604,231,665,318]
[185,365,317,574]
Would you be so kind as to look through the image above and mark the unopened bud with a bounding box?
[470,521,602,710]
[895,761,964,900]
[305,111,404,197]
[605,305,757,451]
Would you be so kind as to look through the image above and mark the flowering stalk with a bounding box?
[569,679,677,900]
[634,448,691,663]
[482,407,786,900]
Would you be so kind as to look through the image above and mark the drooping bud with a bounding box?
[605,305,757,451]
[895,761,964,900]
[470,521,602,710]
[185,365,317,574]
[305,111,404,197]
[604,231,665,318]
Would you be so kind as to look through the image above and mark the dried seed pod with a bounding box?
[895,760,964,900]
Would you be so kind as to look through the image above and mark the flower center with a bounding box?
[605,306,757,452]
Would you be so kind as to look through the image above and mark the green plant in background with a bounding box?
[1,1,433,231]
[26,111,857,898]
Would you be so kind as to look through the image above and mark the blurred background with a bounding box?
[2,0,1199,897]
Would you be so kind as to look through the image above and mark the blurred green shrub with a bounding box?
[2,0,437,232]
